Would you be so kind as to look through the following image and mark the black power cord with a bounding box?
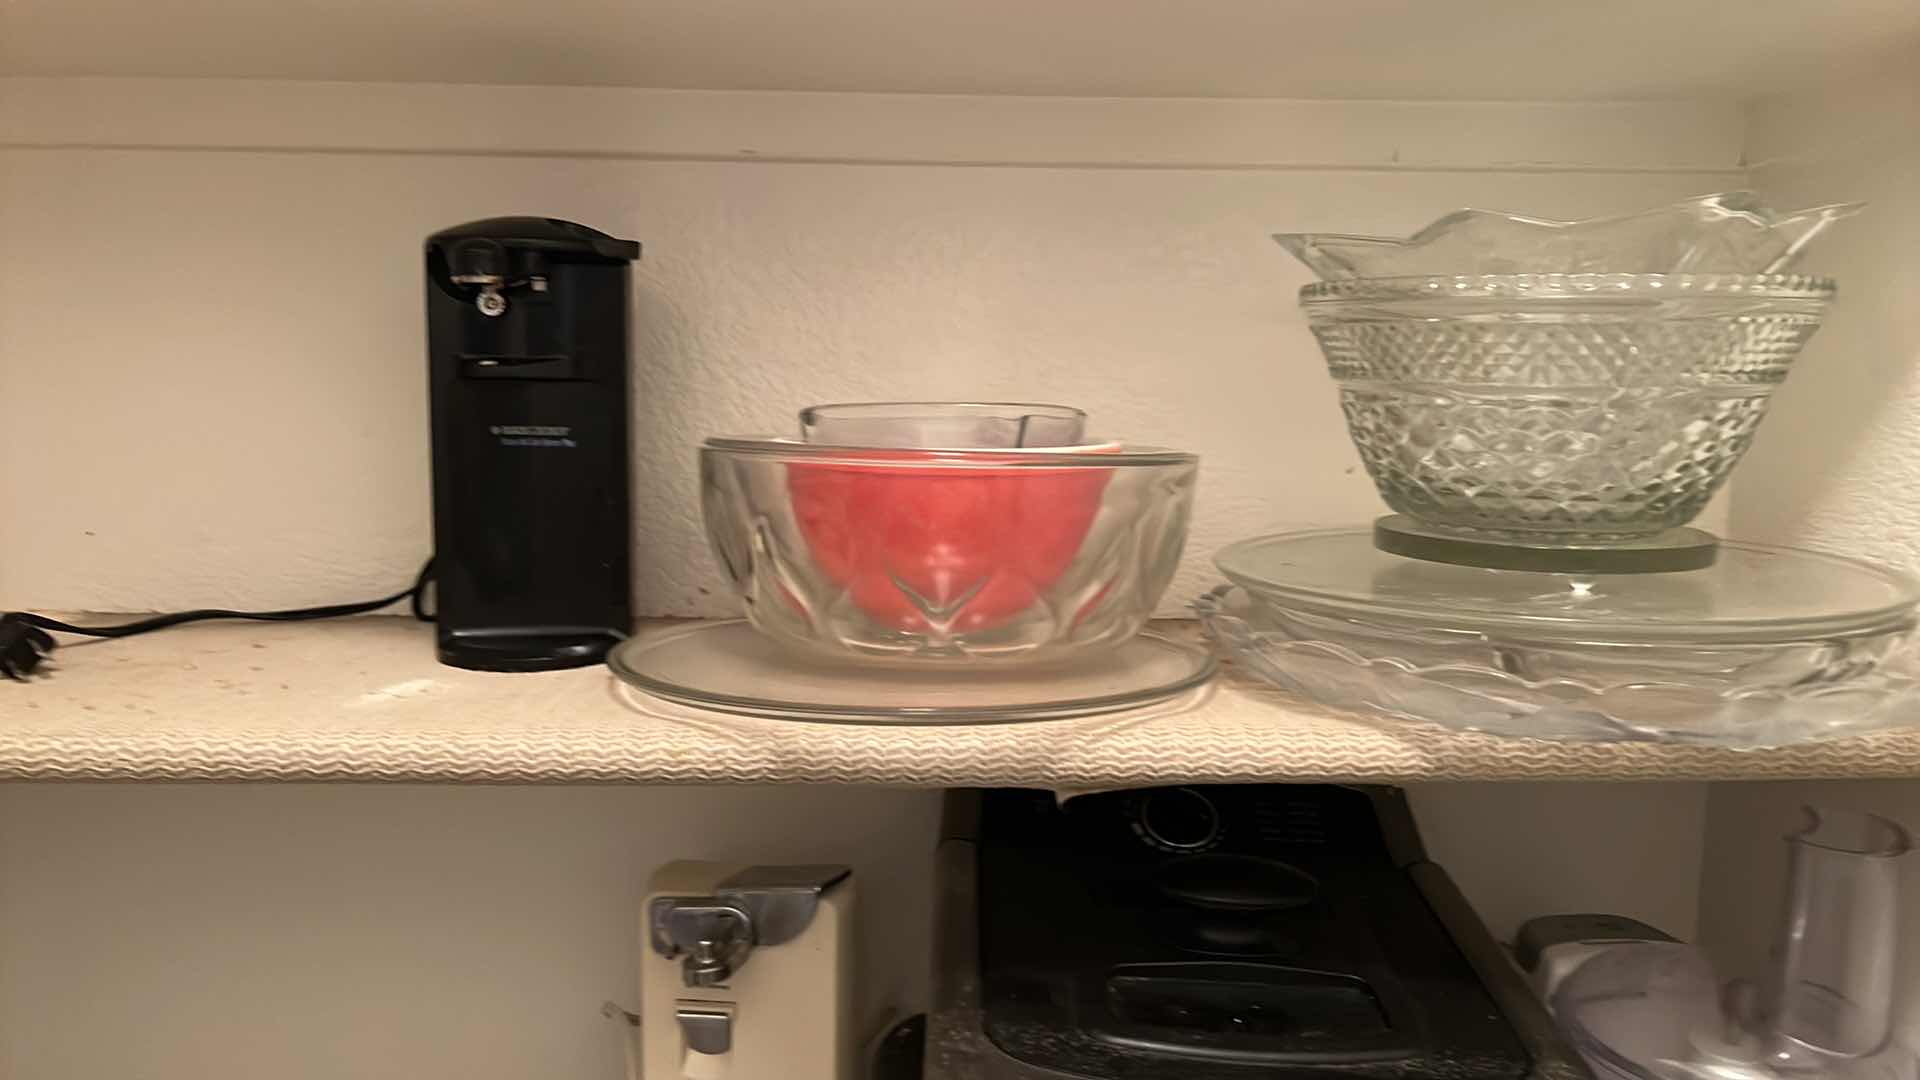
[1,559,435,680]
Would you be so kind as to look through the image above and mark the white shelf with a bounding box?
[4,0,1912,102]
[6,616,1920,785]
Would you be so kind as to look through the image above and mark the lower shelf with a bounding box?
[5,616,1920,785]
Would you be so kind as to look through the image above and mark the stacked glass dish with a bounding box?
[1199,193,1920,747]
[610,403,1214,724]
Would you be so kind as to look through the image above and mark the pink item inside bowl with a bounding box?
[786,451,1113,633]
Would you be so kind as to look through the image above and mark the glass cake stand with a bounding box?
[1198,529,1920,747]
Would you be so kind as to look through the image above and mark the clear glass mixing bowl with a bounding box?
[1300,273,1834,541]
[701,438,1199,663]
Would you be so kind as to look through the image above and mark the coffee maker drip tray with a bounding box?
[1101,964,1390,1042]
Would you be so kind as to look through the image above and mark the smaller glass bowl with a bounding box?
[800,401,1087,449]
[702,437,1198,663]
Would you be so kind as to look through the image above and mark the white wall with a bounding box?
[1698,46,1920,1038]
[1411,782,1707,943]
[0,81,1743,618]
[0,785,945,1080]
[1730,52,1920,564]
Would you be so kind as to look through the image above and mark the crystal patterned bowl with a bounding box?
[1302,273,1834,541]
[701,438,1198,663]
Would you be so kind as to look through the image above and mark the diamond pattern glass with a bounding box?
[1301,274,1832,540]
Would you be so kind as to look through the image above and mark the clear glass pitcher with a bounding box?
[1760,807,1913,1071]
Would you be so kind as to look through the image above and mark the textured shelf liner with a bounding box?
[4,617,1919,785]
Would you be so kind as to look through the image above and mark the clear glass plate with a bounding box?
[608,621,1216,725]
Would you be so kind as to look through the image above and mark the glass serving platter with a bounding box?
[1197,529,1920,747]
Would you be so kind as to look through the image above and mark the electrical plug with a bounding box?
[0,615,55,680]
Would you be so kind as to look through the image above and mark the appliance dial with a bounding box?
[1134,787,1221,852]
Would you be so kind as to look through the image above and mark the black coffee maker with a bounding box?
[875,785,1587,1080]
[424,218,641,671]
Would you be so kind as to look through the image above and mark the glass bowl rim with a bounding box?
[1300,271,1837,304]
[798,400,1091,450]
[798,400,1087,421]
[702,436,1196,468]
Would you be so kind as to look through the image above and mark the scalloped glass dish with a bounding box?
[1194,572,1920,749]
[1273,193,1859,548]
[1273,192,1862,279]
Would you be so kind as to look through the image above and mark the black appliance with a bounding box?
[424,217,641,671]
[881,785,1587,1080]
